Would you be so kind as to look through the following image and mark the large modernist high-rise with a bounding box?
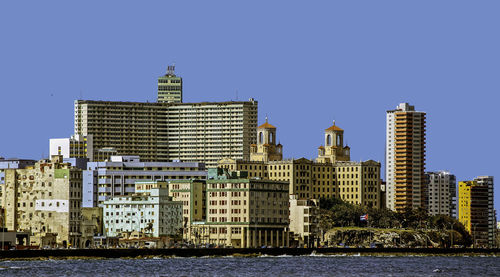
[458,176,495,248]
[74,98,258,167]
[157,65,183,103]
[386,103,426,212]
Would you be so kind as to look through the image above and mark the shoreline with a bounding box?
[0,248,499,260]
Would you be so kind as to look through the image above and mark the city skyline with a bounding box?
[0,1,498,208]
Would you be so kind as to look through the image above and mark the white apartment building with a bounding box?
[386,103,426,212]
[425,171,456,217]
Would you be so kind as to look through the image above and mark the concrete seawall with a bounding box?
[0,248,499,259]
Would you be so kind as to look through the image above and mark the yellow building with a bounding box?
[250,117,283,162]
[458,176,495,248]
[316,121,350,163]
[219,120,381,207]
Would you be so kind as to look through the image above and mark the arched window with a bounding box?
[337,136,341,146]
[327,134,331,146]
[259,132,263,144]
[269,132,274,144]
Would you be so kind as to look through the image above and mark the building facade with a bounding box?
[185,169,289,248]
[49,134,94,161]
[1,156,82,247]
[0,158,36,207]
[249,118,283,162]
[316,121,350,163]
[289,195,319,247]
[386,103,426,212]
[219,120,381,207]
[74,99,258,167]
[425,171,456,217]
[103,187,183,238]
[458,176,495,248]
[83,156,206,207]
[157,65,183,103]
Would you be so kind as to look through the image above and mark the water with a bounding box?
[0,255,498,276]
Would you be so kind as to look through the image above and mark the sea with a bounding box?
[0,254,498,276]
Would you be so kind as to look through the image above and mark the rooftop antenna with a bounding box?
[167,64,176,76]
[235,90,238,101]
[79,90,83,100]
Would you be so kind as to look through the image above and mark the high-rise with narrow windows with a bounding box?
[74,99,258,167]
[157,65,183,103]
[458,176,495,248]
[386,103,426,212]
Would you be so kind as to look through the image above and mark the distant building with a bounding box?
[80,207,103,248]
[83,156,206,207]
[0,158,36,206]
[425,171,456,217]
[219,120,381,207]
[157,65,183,103]
[316,121,350,163]
[1,156,82,248]
[74,98,258,167]
[49,134,93,161]
[188,168,289,248]
[386,103,426,212]
[103,184,183,238]
[458,176,495,248]
[289,195,319,247]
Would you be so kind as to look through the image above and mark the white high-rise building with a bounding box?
[386,103,426,212]
[425,171,456,217]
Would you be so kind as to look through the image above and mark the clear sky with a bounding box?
[1,1,498,210]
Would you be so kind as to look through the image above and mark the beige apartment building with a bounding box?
[74,99,258,167]
[289,195,319,247]
[386,103,426,212]
[1,156,83,247]
[49,134,93,161]
[194,169,289,248]
[219,121,381,207]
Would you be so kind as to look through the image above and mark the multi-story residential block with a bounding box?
[386,103,426,212]
[316,121,350,163]
[219,121,381,207]
[74,98,258,167]
[0,158,36,206]
[425,171,456,217]
[49,134,94,161]
[157,65,183,103]
[187,168,289,248]
[103,185,183,238]
[167,179,206,241]
[289,195,319,247]
[83,156,206,207]
[1,156,82,248]
[458,176,495,248]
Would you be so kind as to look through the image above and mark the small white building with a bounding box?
[103,186,182,238]
[49,134,93,161]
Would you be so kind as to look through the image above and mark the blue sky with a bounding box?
[1,1,498,210]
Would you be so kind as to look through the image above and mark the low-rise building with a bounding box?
[103,185,183,238]
[83,156,206,207]
[1,156,82,248]
[189,169,289,248]
[289,195,319,247]
[80,207,103,248]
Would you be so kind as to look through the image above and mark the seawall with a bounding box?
[0,248,499,260]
